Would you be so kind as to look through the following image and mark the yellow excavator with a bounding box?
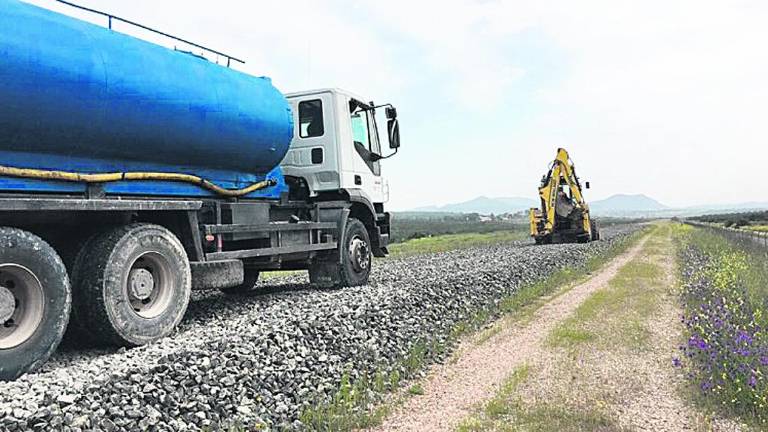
[529,148,599,244]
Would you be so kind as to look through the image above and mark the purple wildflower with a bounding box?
[749,375,758,388]
[736,330,753,345]
[736,348,750,356]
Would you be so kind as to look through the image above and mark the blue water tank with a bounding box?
[0,0,293,198]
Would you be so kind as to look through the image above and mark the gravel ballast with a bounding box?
[0,225,639,431]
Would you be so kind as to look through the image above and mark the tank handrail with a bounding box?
[53,0,245,67]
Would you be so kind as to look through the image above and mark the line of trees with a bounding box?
[691,211,768,228]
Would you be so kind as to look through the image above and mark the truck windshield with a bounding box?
[351,108,382,156]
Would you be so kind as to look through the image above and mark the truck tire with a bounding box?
[0,227,71,381]
[62,229,111,347]
[220,269,261,295]
[309,218,371,288]
[71,224,191,347]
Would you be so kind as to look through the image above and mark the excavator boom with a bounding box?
[529,148,599,244]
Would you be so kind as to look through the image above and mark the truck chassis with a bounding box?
[0,191,389,380]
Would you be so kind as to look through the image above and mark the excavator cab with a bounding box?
[529,148,600,244]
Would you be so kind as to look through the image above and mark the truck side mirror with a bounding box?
[387,118,400,149]
[386,106,398,119]
[585,181,590,189]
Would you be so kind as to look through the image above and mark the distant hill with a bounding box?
[409,194,768,218]
[589,194,668,215]
[413,196,536,215]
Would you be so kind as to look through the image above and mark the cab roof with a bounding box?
[284,88,370,105]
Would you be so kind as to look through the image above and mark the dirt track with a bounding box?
[374,237,649,432]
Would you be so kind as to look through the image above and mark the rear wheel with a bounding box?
[72,224,191,346]
[309,218,371,288]
[0,228,71,381]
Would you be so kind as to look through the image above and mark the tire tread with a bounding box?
[72,223,190,347]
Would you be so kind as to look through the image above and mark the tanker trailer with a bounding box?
[0,0,401,380]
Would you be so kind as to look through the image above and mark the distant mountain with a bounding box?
[409,193,768,218]
[413,196,537,214]
[589,194,668,215]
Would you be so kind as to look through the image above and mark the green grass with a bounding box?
[744,225,768,232]
[457,364,625,432]
[408,383,425,396]
[486,365,531,415]
[548,327,596,346]
[548,227,665,351]
[500,405,624,432]
[299,340,435,431]
[387,229,527,258]
[390,215,527,244]
[682,225,768,305]
[299,368,392,431]
[457,364,530,432]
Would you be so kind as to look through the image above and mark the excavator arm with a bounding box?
[529,148,596,243]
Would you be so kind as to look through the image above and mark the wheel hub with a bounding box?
[0,264,45,350]
[348,237,370,273]
[128,268,155,301]
[0,286,14,324]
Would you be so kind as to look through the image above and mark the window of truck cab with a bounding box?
[298,99,324,138]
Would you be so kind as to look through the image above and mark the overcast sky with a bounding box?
[26,0,768,210]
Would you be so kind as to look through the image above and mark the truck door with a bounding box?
[348,103,386,203]
[282,94,341,195]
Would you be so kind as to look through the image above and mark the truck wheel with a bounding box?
[309,218,371,288]
[0,228,71,381]
[72,224,191,347]
[62,230,108,347]
[220,269,261,295]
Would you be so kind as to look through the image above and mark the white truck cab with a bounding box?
[282,88,399,206]
[281,88,400,260]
